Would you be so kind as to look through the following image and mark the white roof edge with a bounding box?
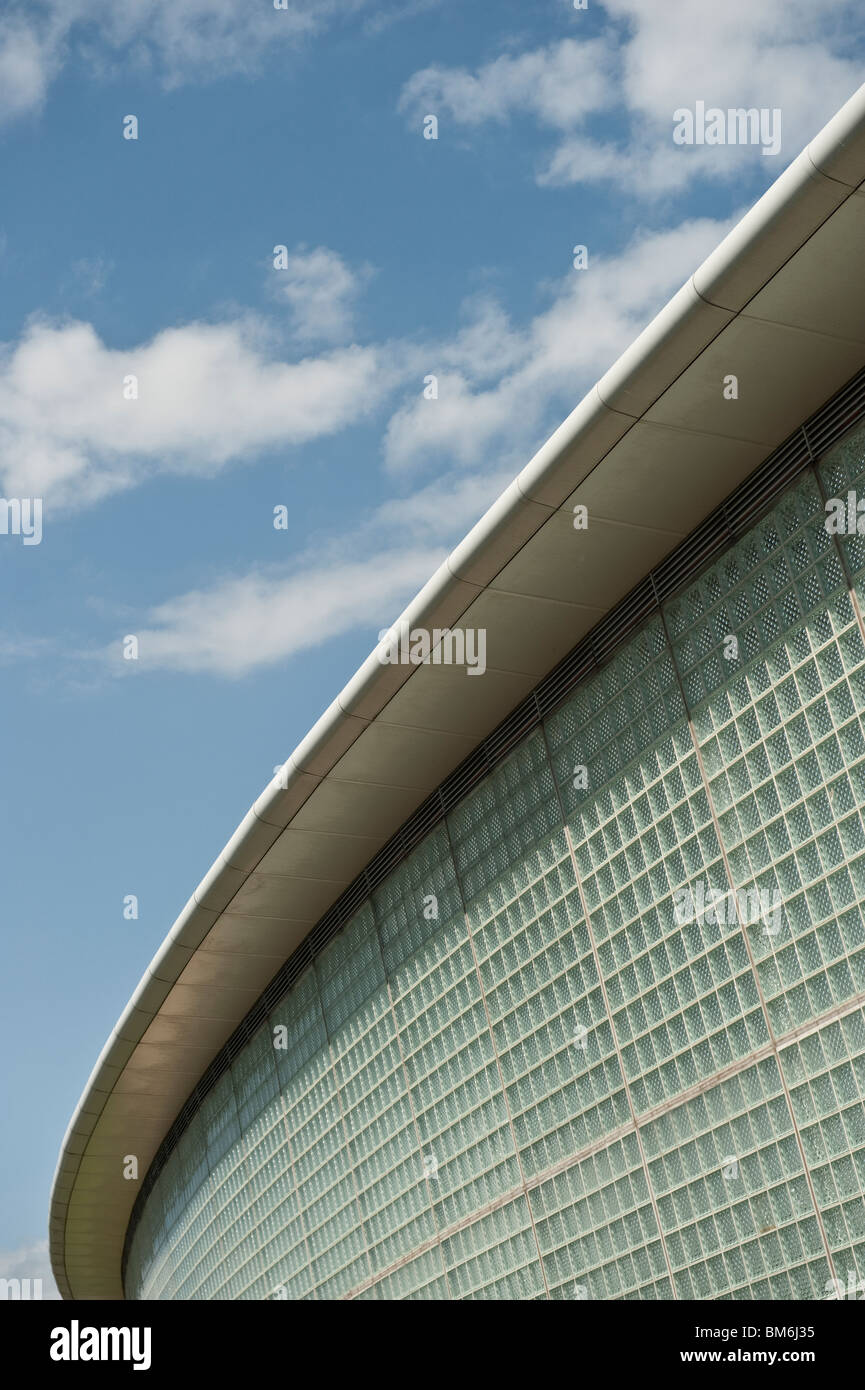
[50,78,865,1300]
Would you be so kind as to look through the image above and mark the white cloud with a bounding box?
[398,37,613,130]
[435,295,527,383]
[605,0,860,134]
[272,246,369,345]
[89,0,319,82]
[362,0,446,37]
[0,18,57,120]
[126,546,445,676]
[538,137,716,198]
[0,315,392,508]
[385,369,522,473]
[400,6,865,197]
[0,1239,60,1298]
[363,466,515,545]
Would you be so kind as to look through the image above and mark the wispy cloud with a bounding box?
[383,215,733,475]
[0,0,414,125]
[120,546,445,677]
[63,255,112,299]
[0,632,54,664]
[398,36,613,130]
[270,245,372,346]
[0,16,58,122]
[0,1239,60,1298]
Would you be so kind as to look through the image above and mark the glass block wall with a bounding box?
[125,428,865,1301]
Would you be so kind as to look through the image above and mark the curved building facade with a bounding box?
[122,431,865,1301]
[51,83,865,1300]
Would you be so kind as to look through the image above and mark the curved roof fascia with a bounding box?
[50,82,865,1299]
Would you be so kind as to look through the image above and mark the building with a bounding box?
[51,84,865,1301]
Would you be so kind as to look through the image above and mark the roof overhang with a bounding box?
[50,82,865,1299]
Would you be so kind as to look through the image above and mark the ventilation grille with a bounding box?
[805,369,865,458]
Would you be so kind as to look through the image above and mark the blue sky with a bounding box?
[2,0,864,1298]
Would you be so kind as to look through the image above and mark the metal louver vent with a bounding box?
[653,514,731,603]
[805,369,865,457]
[590,576,658,658]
